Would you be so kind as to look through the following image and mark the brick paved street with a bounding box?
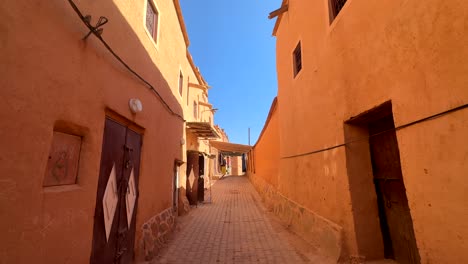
[153,176,320,264]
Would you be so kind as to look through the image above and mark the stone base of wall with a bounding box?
[140,207,176,261]
[178,195,191,216]
[248,173,343,262]
[347,255,366,264]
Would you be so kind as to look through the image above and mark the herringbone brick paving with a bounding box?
[154,176,312,264]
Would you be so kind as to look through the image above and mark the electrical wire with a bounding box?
[66,0,185,122]
[282,103,468,159]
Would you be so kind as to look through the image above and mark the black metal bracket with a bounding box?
[82,15,108,40]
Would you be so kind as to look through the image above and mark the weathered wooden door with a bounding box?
[90,118,142,264]
[198,155,205,202]
[186,151,199,205]
[369,115,420,264]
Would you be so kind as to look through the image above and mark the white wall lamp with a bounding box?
[129,98,143,114]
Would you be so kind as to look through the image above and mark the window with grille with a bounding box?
[146,1,159,42]
[178,71,184,96]
[329,0,347,22]
[293,42,302,77]
[193,101,198,119]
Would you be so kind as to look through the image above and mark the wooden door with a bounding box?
[186,151,199,205]
[369,115,420,264]
[198,155,205,202]
[90,118,142,264]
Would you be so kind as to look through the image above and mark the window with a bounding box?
[293,42,302,77]
[193,101,198,119]
[145,0,159,42]
[329,0,347,22]
[178,71,184,96]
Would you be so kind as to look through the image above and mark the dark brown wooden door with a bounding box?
[198,155,205,202]
[186,151,199,205]
[369,115,420,264]
[90,118,142,264]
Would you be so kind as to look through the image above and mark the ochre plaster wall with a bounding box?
[396,109,468,263]
[249,100,344,259]
[230,156,243,176]
[266,0,468,262]
[0,0,200,262]
[252,101,280,188]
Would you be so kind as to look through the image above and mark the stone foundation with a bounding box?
[248,173,343,262]
[178,195,191,216]
[140,207,176,261]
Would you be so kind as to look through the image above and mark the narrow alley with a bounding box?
[1,0,467,263]
[152,176,329,264]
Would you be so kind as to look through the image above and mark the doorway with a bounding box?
[198,155,205,202]
[186,151,199,205]
[369,115,420,264]
[90,118,142,264]
[173,162,179,212]
[344,102,420,263]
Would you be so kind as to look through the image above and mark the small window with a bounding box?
[329,0,348,22]
[146,0,159,42]
[293,42,302,77]
[43,132,82,187]
[178,71,184,96]
[193,101,198,120]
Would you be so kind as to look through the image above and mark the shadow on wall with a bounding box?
[0,1,185,263]
[71,2,187,263]
[72,0,184,117]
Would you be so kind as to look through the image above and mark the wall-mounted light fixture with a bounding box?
[129,98,143,114]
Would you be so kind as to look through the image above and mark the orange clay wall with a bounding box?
[251,100,280,188]
[0,0,198,262]
[265,0,468,262]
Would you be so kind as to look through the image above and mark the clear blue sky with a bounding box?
[180,0,282,145]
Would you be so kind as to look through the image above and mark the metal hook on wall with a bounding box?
[82,15,109,40]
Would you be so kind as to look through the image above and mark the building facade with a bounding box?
[183,74,220,206]
[249,0,468,263]
[0,0,219,263]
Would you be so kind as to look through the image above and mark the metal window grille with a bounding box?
[193,101,198,119]
[179,71,183,96]
[146,1,158,39]
[293,42,302,77]
[330,0,347,19]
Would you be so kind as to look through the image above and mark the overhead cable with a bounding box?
[282,103,468,159]
[66,0,185,122]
